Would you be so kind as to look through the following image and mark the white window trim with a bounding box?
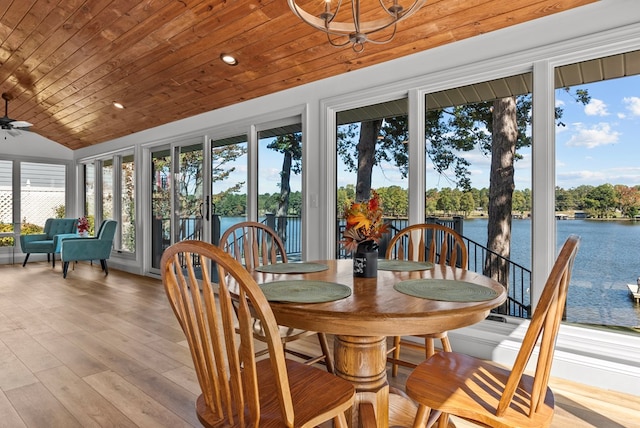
[320,22,640,397]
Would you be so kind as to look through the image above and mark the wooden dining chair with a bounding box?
[385,223,468,376]
[219,221,334,372]
[161,240,355,427]
[405,234,580,428]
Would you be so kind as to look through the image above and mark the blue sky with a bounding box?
[348,74,640,192]
[554,74,640,190]
[222,73,640,194]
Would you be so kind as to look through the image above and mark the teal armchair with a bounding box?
[20,218,79,267]
[61,220,117,278]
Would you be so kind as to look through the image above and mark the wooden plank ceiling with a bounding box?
[0,0,596,150]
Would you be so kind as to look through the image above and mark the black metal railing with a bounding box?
[337,216,532,319]
[463,236,531,318]
[167,215,531,319]
[263,214,302,259]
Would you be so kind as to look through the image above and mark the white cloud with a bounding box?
[584,98,609,116]
[565,122,620,148]
[623,96,640,116]
[557,170,608,187]
[555,99,565,107]
[558,166,640,188]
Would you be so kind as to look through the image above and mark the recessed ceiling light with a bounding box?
[113,101,125,109]
[220,54,238,66]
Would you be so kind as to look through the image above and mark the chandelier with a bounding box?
[287,0,426,53]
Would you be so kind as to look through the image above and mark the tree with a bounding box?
[555,187,574,211]
[338,117,409,202]
[436,187,457,215]
[485,97,517,287]
[425,189,439,214]
[268,133,302,243]
[512,191,526,213]
[459,192,475,217]
[211,144,247,211]
[615,184,640,218]
[377,185,408,217]
[337,87,588,295]
[585,184,617,218]
[337,185,356,216]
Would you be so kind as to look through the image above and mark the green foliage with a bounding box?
[54,205,66,218]
[555,184,640,219]
[337,117,409,179]
[21,222,44,234]
[376,186,408,217]
[0,223,14,246]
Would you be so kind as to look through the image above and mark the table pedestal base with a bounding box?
[334,335,422,427]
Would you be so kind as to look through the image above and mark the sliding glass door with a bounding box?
[150,140,206,270]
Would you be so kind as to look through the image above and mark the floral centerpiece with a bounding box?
[341,190,389,254]
[77,216,90,236]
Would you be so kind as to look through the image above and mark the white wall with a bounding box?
[2,132,72,160]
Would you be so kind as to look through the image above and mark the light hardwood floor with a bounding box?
[0,261,638,427]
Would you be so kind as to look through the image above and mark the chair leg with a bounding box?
[413,404,432,428]
[317,332,334,373]
[392,335,401,377]
[100,260,109,275]
[52,254,56,268]
[440,334,452,353]
[436,413,449,428]
[22,253,30,267]
[63,261,69,278]
[426,337,435,359]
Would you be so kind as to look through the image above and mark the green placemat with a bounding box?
[254,262,329,274]
[260,280,351,303]
[394,279,499,302]
[378,260,434,271]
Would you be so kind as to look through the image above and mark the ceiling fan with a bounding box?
[1,92,32,137]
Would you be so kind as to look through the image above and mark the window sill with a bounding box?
[446,317,640,396]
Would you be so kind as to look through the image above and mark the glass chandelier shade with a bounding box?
[287,0,427,53]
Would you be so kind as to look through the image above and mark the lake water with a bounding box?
[463,218,640,328]
[219,216,640,328]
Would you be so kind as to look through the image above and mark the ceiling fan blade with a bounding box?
[9,120,32,128]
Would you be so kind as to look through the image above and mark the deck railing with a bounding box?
[336,216,532,319]
[173,215,532,319]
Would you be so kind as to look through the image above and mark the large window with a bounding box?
[21,162,66,226]
[0,160,68,261]
[101,159,113,220]
[119,154,135,252]
[258,122,303,259]
[86,152,136,255]
[84,162,95,233]
[336,99,409,257]
[554,52,640,329]
[423,73,533,317]
[151,148,171,269]
[0,160,13,248]
[211,135,248,244]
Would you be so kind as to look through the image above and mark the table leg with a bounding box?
[333,335,389,428]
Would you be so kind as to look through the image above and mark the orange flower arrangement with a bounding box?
[341,190,389,253]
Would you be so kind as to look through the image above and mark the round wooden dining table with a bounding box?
[250,259,507,428]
